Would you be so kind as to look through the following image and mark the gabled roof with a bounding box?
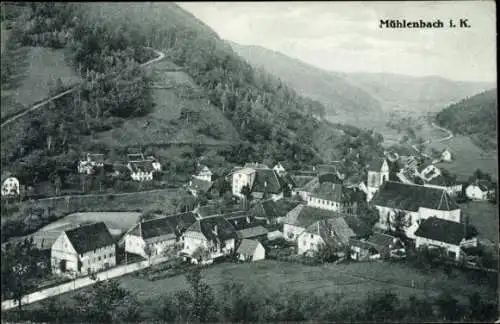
[129,160,154,173]
[349,232,400,252]
[186,216,237,242]
[281,173,297,188]
[318,173,343,184]
[371,181,459,212]
[293,175,316,188]
[251,199,301,220]
[225,214,266,231]
[286,206,344,228]
[251,168,282,194]
[237,239,262,255]
[414,217,465,245]
[303,217,355,248]
[64,222,114,254]
[311,182,344,202]
[130,212,197,242]
[237,226,269,240]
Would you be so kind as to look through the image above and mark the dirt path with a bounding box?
[1,48,165,128]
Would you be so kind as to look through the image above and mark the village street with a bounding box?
[1,48,165,128]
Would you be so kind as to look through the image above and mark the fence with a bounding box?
[1,256,170,311]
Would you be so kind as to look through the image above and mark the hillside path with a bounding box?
[1,48,165,128]
[410,122,454,154]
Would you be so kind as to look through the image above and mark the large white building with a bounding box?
[51,222,116,276]
[366,159,389,202]
[371,181,461,239]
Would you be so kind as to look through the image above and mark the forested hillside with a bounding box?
[229,42,381,117]
[435,89,497,150]
[1,2,385,186]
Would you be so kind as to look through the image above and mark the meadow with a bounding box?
[460,201,498,244]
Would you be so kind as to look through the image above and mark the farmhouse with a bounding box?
[231,164,284,200]
[1,176,20,196]
[78,153,104,175]
[414,217,471,261]
[297,217,356,255]
[372,181,461,238]
[51,222,116,276]
[465,180,496,201]
[128,160,155,181]
[366,158,389,202]
[237,239,266,262]
[123,212,197,259]
[349,232,404,261]
[307,182,356,214]
[182,215,237,260]
[193,165,213,182]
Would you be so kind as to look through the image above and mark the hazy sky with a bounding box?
[177,1,496,83]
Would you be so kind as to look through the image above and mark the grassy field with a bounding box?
[21,259,495,318]
[460,201,498,244]
[430,135,498,181]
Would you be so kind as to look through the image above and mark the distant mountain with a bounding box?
[342,72,494,112]
[435,89,497,150]
[229,41,382,116]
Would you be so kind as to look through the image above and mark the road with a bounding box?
[410,122,454,154]
[1,48,165,128]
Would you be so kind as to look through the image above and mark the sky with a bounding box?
[177,1,496,83]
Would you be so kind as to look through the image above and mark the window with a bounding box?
[310,234,313,239]
[98,256,101,261]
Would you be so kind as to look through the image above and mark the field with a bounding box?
[430,135,498,181]
[1,46,81,120]
[21,259,496,318]
[460,201,498,244]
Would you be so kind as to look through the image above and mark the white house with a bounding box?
[366,159,389,202]
[237,239,265,262]
[371,181,461,239]
[231,164,283,201]
[465,180,495,201]
[414,217,470,261]
[193,165,213,182]
[1,177,20,196]
[182,216,237,261]
[78,153,104,175]
[297,217,356,255]
[123,212,197,259]
[440,149,452,162]
[128,161,155,181]
[51,222,116,276]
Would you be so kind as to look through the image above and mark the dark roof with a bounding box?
[292,175,316,188]
[371,181,459,212]
[195,204,241,218]
[225,214,266,231]
[281,173,297,188]
[311,182,344,202]
[368,158,386,172]
[237,226,268,239]
[251,199,301,220]
[349,232,400,252]
[189,178,213,193]
[427,174,455,186]
[251,168,282,194]
[288,206,344,228]
[65,222,114,254]
[414,217,465,245]
[186,216,237,242]
[318,173,343,184]
[128,153,145,161]
[132,212,197,241]
[129,160,154,173]
[237,239,262,255]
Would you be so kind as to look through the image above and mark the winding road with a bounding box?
[1,48,165,128]
[411,122,453,155]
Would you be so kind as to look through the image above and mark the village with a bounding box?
[1,141,498,310]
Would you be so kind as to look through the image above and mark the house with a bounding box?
[1,177,20,196]
[293,176,319,201]
[250,199,301,224]
[282,205,350,242]
[465,180,496,201]
[423,175,463,197]
[193,165,213,182]
[297,217,356,255]
[188,178,213,197]
[372,181,461,238]
[225,213,268,240]
[349,232,404,261]
[128,160,155,181]
[237,239,266,262]
[414,217,472,261]
[307,182,356,214]
[182,216,237,260]
[273,162,287,176]
[231,164,283,201]
[366,158,389,202]
[78,153,104,175]
[123,212,197,259]
[440,149,452,162]
[51,222,116,276]
[418,164,441,182]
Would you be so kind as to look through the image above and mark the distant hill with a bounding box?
[229,41,382,117]
[342,72,494,112]
[435,89,497,150]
